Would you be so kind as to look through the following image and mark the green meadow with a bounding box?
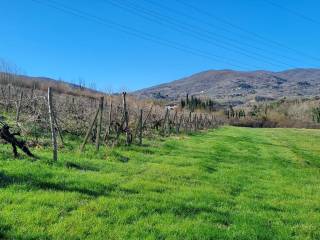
[0,127,319,239]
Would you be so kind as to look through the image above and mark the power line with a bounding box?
[174,0,320,64]
[262,0,320,25]
[30,0,254,70]
[103,0,294,69]
[142,0,303,66]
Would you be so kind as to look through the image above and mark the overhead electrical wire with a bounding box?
[30,0,262,70]
[103,0,294,69]
[30,0,318,70]
[140,0,303,66]
[174,0,320,64]
[262,0,320,25]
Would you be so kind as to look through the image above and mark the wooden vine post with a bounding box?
[193,114,197,131]
[166,110,171,135]
[16,91,23,123]
[211,115,215,128]
[172,110,177,134]
[6,85,11,112]
[80,103,100,152]
[48,87,58,161]
[142,105,153,129]
[53,111,64,146]
[203,115,208,129]
[176,114,183,134]
[199,114,203,130]
[104,101,113,142]
[138,109,143,145]
[95,96,104,151]
[188,111,192,133]
[30,83,37,114]
[162,108,169,135]
[122,92,131,145]
[108,101,112,135]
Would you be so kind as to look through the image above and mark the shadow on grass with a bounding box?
[64,161,100,172]
[0,171,116,197]
[0,219,11,240]
[0,149,23,161]
[152,203,232,227]
[109,151,130,163]
[126,146,155,155]
[0,172,12,188]
[201,164,217,173]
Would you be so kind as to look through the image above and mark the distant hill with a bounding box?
[134,69,320,105]
[0,72,102,98]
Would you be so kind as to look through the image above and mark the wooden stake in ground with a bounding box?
[80,103,100,152]
[16,91,23,123]
[30,83,37,114]
[122,92,131,145]
[194,114,198,131]
[5,85,11,112]
[108,101,113,134]
[172,110,177,133]
[138,109,143,145]
[176,114,183,134]
[188,111,192,133]
[95,96,104,151]
[142,105,153,129]
[162,108,169,135]
[104,101,113,142]
[52,111,64,146]
[48,87,58,161]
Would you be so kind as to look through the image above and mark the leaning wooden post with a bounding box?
[95,96,104,151]
[138,109,143,145]
[142,105,153,128]
[80,105,100,152]
[48,87,58,161]
[16,91,23,123]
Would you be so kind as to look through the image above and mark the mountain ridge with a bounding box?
[133,68,320,105]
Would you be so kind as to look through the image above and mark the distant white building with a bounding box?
[165,103,178,111]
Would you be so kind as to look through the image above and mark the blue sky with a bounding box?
[1,0,320,92]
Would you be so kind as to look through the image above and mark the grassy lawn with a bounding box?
[0,127,320,239]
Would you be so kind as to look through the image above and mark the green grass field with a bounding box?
[0,127,320,239]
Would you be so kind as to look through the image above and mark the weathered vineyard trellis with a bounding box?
[0,82,219,161]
